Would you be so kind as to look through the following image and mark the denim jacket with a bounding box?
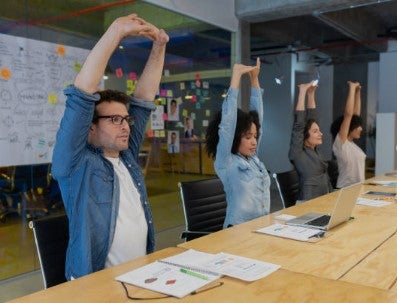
[215,88,270,228]
[52,85,155,279]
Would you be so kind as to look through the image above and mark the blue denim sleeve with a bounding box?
[52,85,100,178]
[214,88,239,173]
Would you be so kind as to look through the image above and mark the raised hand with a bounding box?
[154,29,169,46]
[113,14,159,41]
[230,60,261,89]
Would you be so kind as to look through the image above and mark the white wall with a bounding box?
[375,113,397,175]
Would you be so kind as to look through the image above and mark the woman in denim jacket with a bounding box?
[206,58,270,228]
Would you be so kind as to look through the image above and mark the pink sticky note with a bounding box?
[115,68,123,78]
[163,113,168,121]
[129,72,137,80]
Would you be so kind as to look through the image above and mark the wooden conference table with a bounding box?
[8,177,397,302]
[179,176,397,292]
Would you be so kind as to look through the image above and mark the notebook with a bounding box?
[115,249,280,298]
[285,183,361,231]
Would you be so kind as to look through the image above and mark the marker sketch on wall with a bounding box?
[0,33,89,166]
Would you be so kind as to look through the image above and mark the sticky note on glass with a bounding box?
[180,82,185,90]
[115,68,123,78]
[126,80,136,95]
[147,129,154,138]
[202,120,209,127]
[182,109,188,117]
[129,72,137,80]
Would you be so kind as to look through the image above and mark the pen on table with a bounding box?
[180,268,209,280]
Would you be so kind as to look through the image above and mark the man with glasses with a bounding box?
[52,14,169,280]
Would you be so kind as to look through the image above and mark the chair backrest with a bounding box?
[178,177,227,241]
[327,159,339,189]
[272,169,299,208]
[29,214,69,288]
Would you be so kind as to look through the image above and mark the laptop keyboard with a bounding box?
[306,215,331,227]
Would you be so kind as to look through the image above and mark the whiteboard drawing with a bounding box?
[0,33,90,166]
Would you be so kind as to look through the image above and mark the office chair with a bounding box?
[29,214,69,288]
[327,159,339,189]
[178,177,227,241]
[272,169,299,208]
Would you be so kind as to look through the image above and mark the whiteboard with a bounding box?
[0,33,90,166]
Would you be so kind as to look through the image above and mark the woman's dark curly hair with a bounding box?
[330,115,363,140]
[205,109,260,159]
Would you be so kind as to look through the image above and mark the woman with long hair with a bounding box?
[206,58,270,228]
[330,81,365,188]
[289,82,332,202]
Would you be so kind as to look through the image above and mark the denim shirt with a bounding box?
[52,85,156,279]
[214,87,270,228]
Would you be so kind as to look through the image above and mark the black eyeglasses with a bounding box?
[94,115,135,126]
[120,281,224,300]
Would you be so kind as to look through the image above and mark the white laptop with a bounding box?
[285,183,361,231]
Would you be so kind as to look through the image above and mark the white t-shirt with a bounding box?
[104,157,148,267]
[332,134,366,188]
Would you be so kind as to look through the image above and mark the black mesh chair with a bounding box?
[272,169,300,208]
[178,177,227,241]
[29,214,69,288]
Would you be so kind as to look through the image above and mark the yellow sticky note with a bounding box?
[48,94,58,104]
[126,79,136,95]
[182,109,188,117]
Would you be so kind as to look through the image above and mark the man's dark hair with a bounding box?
[92,89,129,123]
[205,109,260,159]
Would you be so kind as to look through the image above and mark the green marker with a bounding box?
[180,268,209,280]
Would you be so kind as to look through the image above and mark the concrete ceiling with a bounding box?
[1,0,396,69]
[237,0,397,64]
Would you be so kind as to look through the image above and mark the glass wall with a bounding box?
[0,1,231,281]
